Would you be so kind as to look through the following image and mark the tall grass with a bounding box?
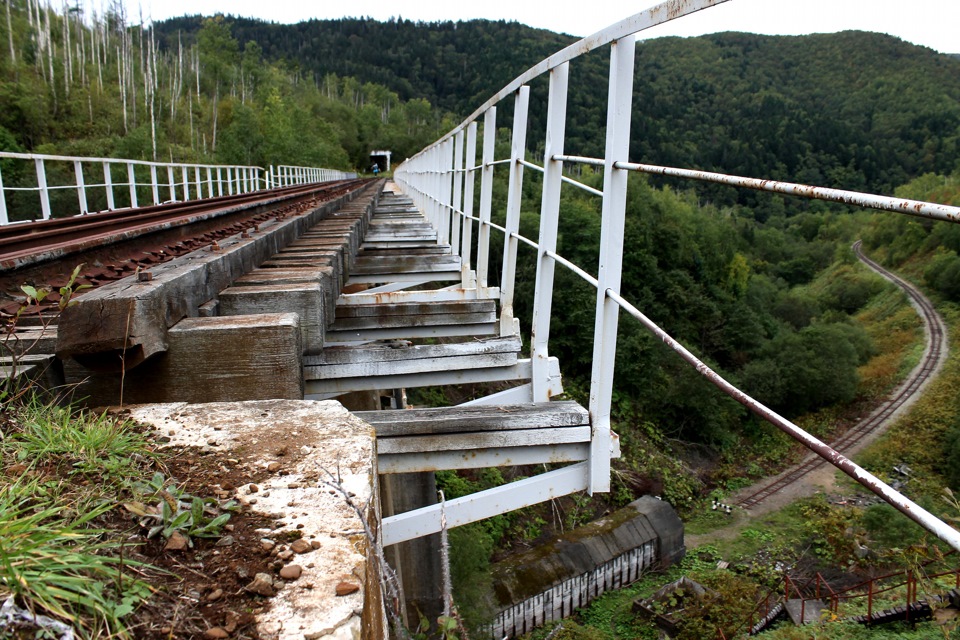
[1,396,156,637]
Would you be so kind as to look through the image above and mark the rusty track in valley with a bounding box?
[737,240,947,509]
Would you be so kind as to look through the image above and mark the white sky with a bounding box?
[125,0,960,54]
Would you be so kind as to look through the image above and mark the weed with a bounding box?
[126,472,237,547]
[0,478,151,637]
[7,398,152,484]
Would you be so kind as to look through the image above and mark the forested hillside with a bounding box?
[0,3,454,171]
[155,17,960,203]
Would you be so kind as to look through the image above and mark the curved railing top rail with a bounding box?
[0,150,264,171]
[394,0,960,552]
[414,0,731,153]
[0,150,353,224]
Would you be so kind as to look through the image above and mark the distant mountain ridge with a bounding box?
[153,17,960,200]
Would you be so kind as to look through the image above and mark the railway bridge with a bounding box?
[2,0,960,638]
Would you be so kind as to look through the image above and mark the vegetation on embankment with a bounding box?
[506,172,960,640]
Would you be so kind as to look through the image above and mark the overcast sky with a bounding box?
[122,0,959,54]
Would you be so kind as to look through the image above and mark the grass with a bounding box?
[0,395,157,638]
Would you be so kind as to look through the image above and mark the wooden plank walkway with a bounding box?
[304,188,531,398]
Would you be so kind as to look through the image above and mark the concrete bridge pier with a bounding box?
[339,390,445,635]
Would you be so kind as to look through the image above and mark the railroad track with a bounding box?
[737,240,947,509]
[0,178,370,314]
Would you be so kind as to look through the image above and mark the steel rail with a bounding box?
[605,287,960,551]
[0,179,368,265]
[737,241,947,509]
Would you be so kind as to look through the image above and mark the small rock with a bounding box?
[216,536,235,547]
[310,541,321,550]
[245,573,277,597]
[260,538,276,551]
[247,484,259,494]
[290,539,312,554]
[279,564,302,580]
[277,550,294,561]
[164,531,189,551]
[267,462,282,473]
[207,588,224,602]
[207,439,218,446]
[335,582,360,597]
[224,524,235,532]
[262,491,271,497]
[204,628,229,639]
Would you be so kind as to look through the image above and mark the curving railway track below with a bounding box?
[736,240,948,510]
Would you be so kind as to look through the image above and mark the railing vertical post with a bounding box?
[194,166,202,199]
[438,138,454,247]
[150,165,160,205]
[35,158,51,220]
[217,168,224,196]
[477,107,497,294]
[206,167,214,198]
[167,165,176,202]
[268,165,274,190]
[0,165,8,224]
[127,162,138,208]
[182,167,191,201]
[461,122,478,287]
[74,160,88,214]
[531,62,570,401]
[451,130,465,259]
[103,161,115,211]
[499,85,530,336]
[588,35,635,493]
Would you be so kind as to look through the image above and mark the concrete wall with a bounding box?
[488,497,684,638]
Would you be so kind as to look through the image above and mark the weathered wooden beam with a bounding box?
[232,266,337,327]
[219,282,326,354]
[334,300,494,319]
[337,287,500,306]
[304,357,561,398]
[378,427,591,455]
[324,323,498,344]
[355,401,589,435]
[56,185,378,371]
[62,312,304,403]
[307,336,520,366]
[378,443,589,474]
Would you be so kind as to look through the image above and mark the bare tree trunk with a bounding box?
[211,88,218,152]
[62,1,71,96]
[6,0,15,64]
[118,44,127,133]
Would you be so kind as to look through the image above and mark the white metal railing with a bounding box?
[0,151,353,225]
[393,0,960,551]
[271,165,357,188]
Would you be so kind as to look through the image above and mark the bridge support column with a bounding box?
[381,472,444,633]
[339,389,445,633]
